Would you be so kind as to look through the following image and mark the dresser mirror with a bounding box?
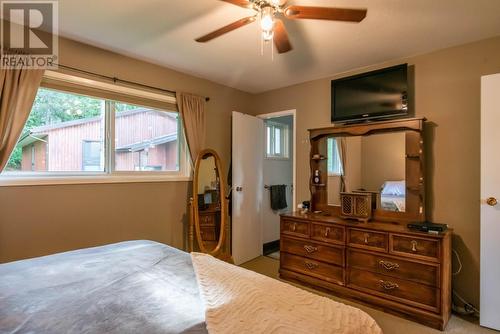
[327,132,407,212]
[309,118,426,222]
[190,149,229,258]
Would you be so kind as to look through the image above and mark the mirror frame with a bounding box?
[191,148,227,256]
[308,117,426,223]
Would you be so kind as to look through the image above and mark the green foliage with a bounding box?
[115,102,139,113]
[26,88,103,129]
[4,147,21,171]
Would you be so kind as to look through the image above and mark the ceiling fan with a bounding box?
[195,0,367,54]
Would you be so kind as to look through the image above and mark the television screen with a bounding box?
[331,64,408,123]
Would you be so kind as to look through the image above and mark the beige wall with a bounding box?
[0,36,254,262]
[361,133,406,191]
[251,36,500,307]
[197,156,217,195]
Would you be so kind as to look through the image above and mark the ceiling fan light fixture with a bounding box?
[260,6,275,31]
[262,30,274,42]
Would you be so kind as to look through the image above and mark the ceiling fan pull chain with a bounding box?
[271,35,274,61]
[261,35,264,56]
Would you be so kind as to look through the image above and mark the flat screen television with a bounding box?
[331,64,409,123]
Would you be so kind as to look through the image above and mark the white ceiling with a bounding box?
[54,0,500,93]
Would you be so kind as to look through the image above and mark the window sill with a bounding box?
[0,174,192,187]
[265,156,290,161]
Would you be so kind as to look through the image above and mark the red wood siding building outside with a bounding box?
[20,108,178,172]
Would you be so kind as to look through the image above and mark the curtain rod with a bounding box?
[55,64,210,102]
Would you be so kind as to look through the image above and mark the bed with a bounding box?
[0,240,381,334]
[0,241,207,334]
[380,180,406,212]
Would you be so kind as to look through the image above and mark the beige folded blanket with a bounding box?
[191,252,382,334]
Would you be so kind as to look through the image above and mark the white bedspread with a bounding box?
[191,252,382,334]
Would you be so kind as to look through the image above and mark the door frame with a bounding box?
[257,109,297,210]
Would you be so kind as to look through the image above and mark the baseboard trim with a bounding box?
[263,240,280,255]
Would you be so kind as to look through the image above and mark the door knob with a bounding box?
[486,197,498,206]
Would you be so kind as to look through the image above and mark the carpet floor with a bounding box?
[240,255,496,334]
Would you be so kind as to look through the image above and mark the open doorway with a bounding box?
[258,110,296,258]
[231,110,296,265]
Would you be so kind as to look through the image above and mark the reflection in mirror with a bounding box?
[197,154,221,252]
[327,132,406,212]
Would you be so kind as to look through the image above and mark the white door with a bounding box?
[480,73,500,331]
[232,111,264,265]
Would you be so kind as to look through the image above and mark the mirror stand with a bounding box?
[188,149,233,263]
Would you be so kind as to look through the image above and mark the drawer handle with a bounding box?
[324,227,331,237]
[411,240,418,252]
[379,260,400,271]
[305,261,318,270]
[379,280,399,290]
[290,223,297,232]
[364,233,370,244]
[303,245,318,253]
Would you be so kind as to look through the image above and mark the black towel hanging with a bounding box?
[269,184,287,211]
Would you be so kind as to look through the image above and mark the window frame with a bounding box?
[0,72,191,187]
[265,121,290,160]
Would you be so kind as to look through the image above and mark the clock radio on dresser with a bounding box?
[280,118,452,330]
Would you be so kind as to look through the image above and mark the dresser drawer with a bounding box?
[310,223,345,245]
[281,219,309,238]
[281,253,344,285]
[348,269,440,312]
[281,237,344,267]
[199,214,215,226]
[347,249,440,287]
[390,234,440,261]
[200,226,216,241]
[348,228,388,252]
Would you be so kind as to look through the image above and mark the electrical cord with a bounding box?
[453,290,480,316]
[451,249,480,317]
[452,249,462,276]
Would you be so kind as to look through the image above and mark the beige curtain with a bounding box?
[337,137,347,192]
[177,92,206,163]
[0,68,44,171]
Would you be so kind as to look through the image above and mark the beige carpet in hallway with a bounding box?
[240,256,496,334]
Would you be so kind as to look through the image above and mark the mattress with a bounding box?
[0,240,207,334]
[380,194,406,212]
[380,180,406,212]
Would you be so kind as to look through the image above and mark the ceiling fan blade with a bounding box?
[284,5,367,22]
[220,0,254,9]
[195,16,256,43]
[273,19,292,54]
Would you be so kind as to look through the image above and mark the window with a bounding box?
[1,73,188,183]
[82,141,103,171]
[265,121,289,159]
[114,102,179,172]
[328,137,343,176]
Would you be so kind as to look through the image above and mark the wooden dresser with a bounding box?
[280,212,452,330]
[198,207,221,242]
